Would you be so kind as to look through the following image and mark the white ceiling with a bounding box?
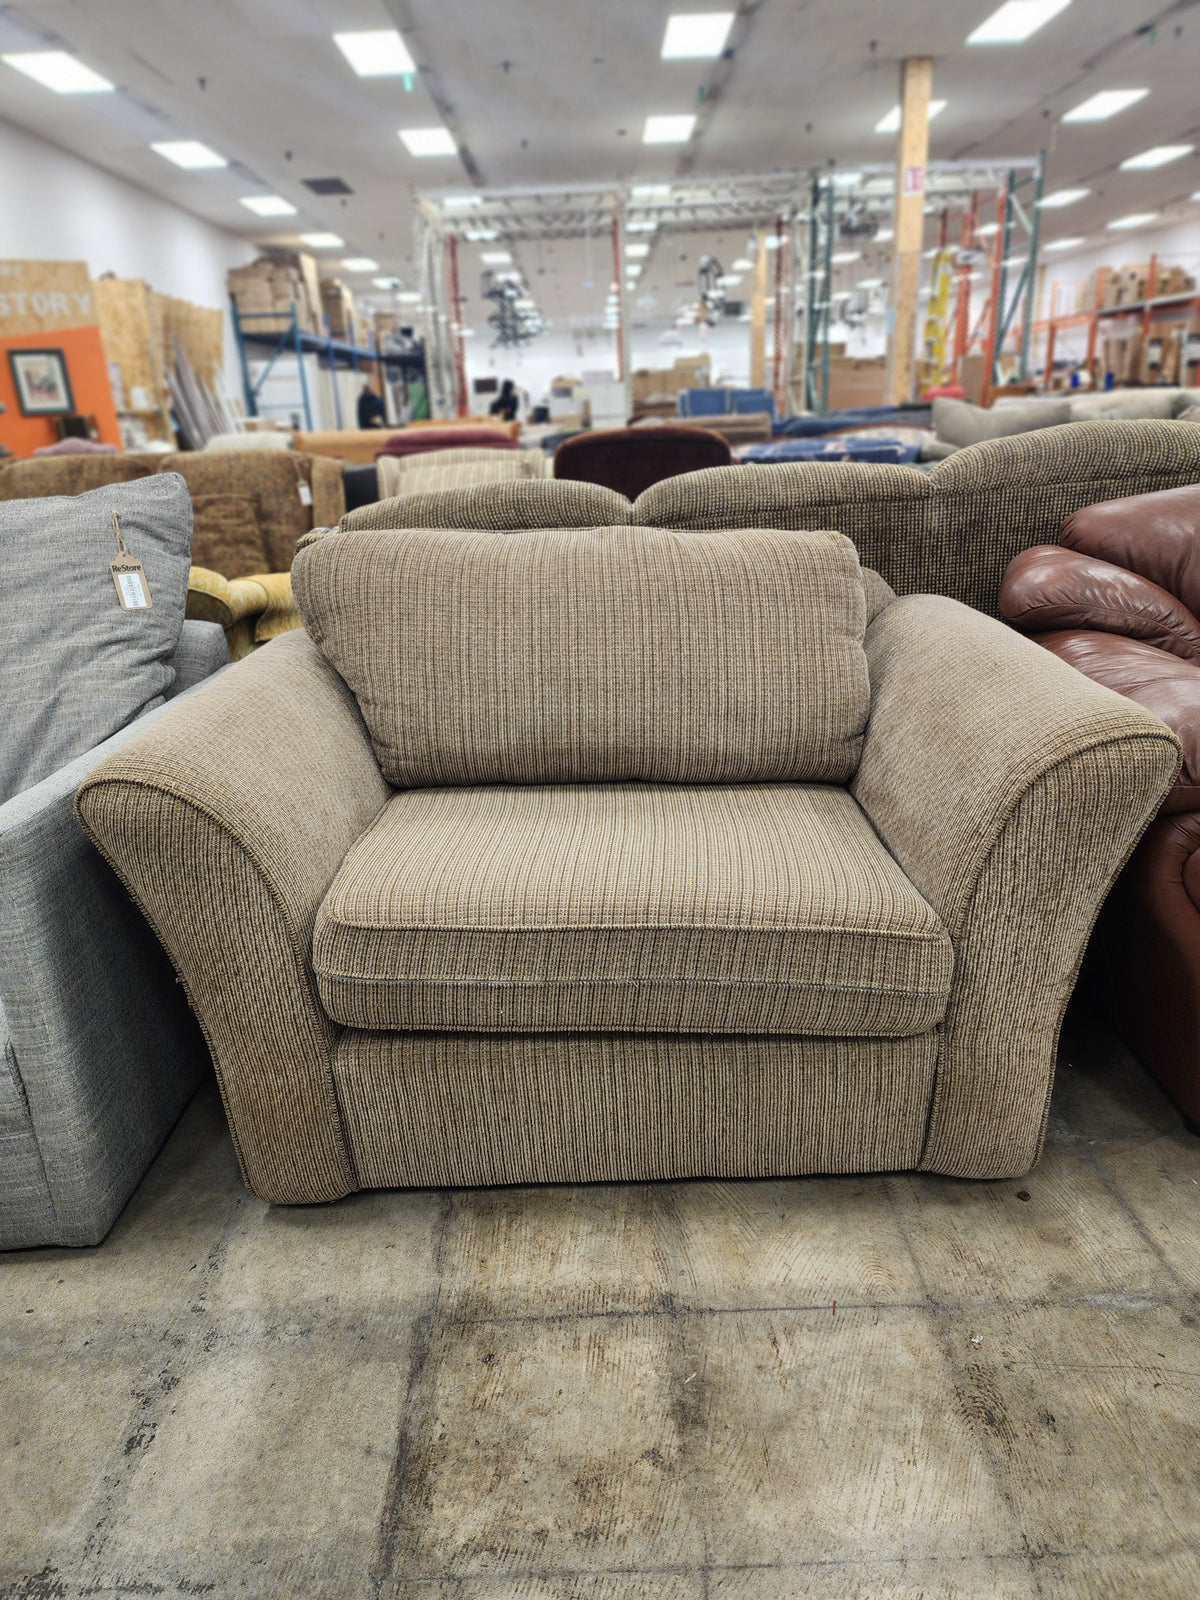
[2,0,1199,329]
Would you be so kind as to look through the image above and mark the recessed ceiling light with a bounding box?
[443,195,482,209]
[333,30,415,76]
[1043,237,1086,252]
[1039,187,1090,208]
[1063,89,1147,123]
[240,195,297,217]
[300,231,345,249]
[396,291,423,304]
[399,127,456,156]
[341,257,379,272]
[731,257,754,270]
[857,277,884,289]
[719,273,743,286]
[152,140,227,169]
[627,219,659,233]
[373,276,401,289]
[481,251,512,265]
[459,328,476,337]
[643,115,696,144]
[764,234,783,249]
[515,297,536,309]
[632,182,671,197]
[975,222,999,237]
[874,227,894,242]
[967,0,1072,45]
[625,242,651,258]
[661,12,735,58]
[1120,144,1194,170]
[1107,212,1158,229]
[874,100,946,134]
[2,51,114,93]
[831,250,861,264]
[463,228,500,242]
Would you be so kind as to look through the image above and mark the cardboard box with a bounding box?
[826,355,887,411]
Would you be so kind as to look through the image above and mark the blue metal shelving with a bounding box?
[230,299,427,430]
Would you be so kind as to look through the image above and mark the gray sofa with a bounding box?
[0,620,226,1250]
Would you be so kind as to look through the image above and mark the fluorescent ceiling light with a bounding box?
[764,234,782,249]
[443,195,481,209]
[626,263,643,276]
[333,30,415,76]
[975,222,999,237]
[396,291,423,303]
[732,257,754,270]
[1039,187,1090,208]
[875,100,946,134]
[1063,88,1147,123]
[2,51,114,93]
[1120,144,1193,170]
[341,257,378,272]
[481,251,512,265]
[625,242,651,258]
[643,115,696,144]
[300,231,344,248]
[372,277,401,289]
[1043,236,1085,252]
[874,226,894,242]
[459,328,476,337]
[632,183,671,197]
[857,277,884,289]
[399,126,456,156]
[832,171,864,187]
[515,297,536,309]
[661,12,735,58]
[831,250,861,264]
[719,273,743,286]
[152,140,226,169]
[1107,212,1158,229]
[627,219,659,232]
[240,195,297,217]
[967,0,1072,45]
[463,228,500,242]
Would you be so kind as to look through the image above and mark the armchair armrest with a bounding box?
[76,630,391,1203]
[852,595,1180,1177]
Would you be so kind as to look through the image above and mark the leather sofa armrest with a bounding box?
[852,594,1180,1177]
[1034,628,1200,814]
[75,631,392,1203]
[1000,544,1200,663]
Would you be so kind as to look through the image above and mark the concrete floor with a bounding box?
[2,1007,1199,1599]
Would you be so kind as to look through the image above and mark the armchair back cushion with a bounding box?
[0,473,191,802]
[292,524,869,787]
[1061,481,1200,620]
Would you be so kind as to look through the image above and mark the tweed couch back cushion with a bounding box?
[633,462,935,594]
[0,455,154,501]
[293,523,869,787]
[160,452,317,572]
[0,472,192,801]
[340,477,632,532]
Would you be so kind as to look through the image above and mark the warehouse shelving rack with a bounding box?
[1033,254,1200,384]
[230,300,427,430]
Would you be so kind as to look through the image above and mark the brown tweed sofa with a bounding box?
[341,421,1200,617]
[75,518,1178,1204]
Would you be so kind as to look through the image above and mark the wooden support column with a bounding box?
[888,56,933,406]
[750,227,769,388]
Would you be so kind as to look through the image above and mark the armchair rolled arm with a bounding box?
[76,630,391,1203]
[852,595,1180,1176]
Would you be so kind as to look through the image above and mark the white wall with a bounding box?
[0,116,254,374]
[1037,218,1200,320]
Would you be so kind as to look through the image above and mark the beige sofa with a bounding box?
[76,516,1177,1205]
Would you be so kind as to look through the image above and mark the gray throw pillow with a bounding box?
[934,396,1071,447]
[1069,392,1178,422]
[0,472,192,802]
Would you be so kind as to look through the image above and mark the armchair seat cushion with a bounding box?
[313,781,954,1036]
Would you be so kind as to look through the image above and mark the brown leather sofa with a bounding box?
[1001,483,1200,1128]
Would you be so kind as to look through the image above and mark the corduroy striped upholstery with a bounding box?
[375,446,546,501]
[75,594,1180,1198]
[292,525,870,787]
[634,421,1200,614]
[339,476,632,532]
[313,782,953,1036]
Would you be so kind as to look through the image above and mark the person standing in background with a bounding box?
[357,378,387,429]
[489,378,519,423]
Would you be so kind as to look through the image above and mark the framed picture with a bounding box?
[8,348,75,416]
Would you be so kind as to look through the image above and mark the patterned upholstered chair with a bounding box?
[77,521,1177,1206]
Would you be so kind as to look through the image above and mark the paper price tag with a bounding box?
[112,556,153,609]
[297,482,313,506]
[109,509,153,609]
